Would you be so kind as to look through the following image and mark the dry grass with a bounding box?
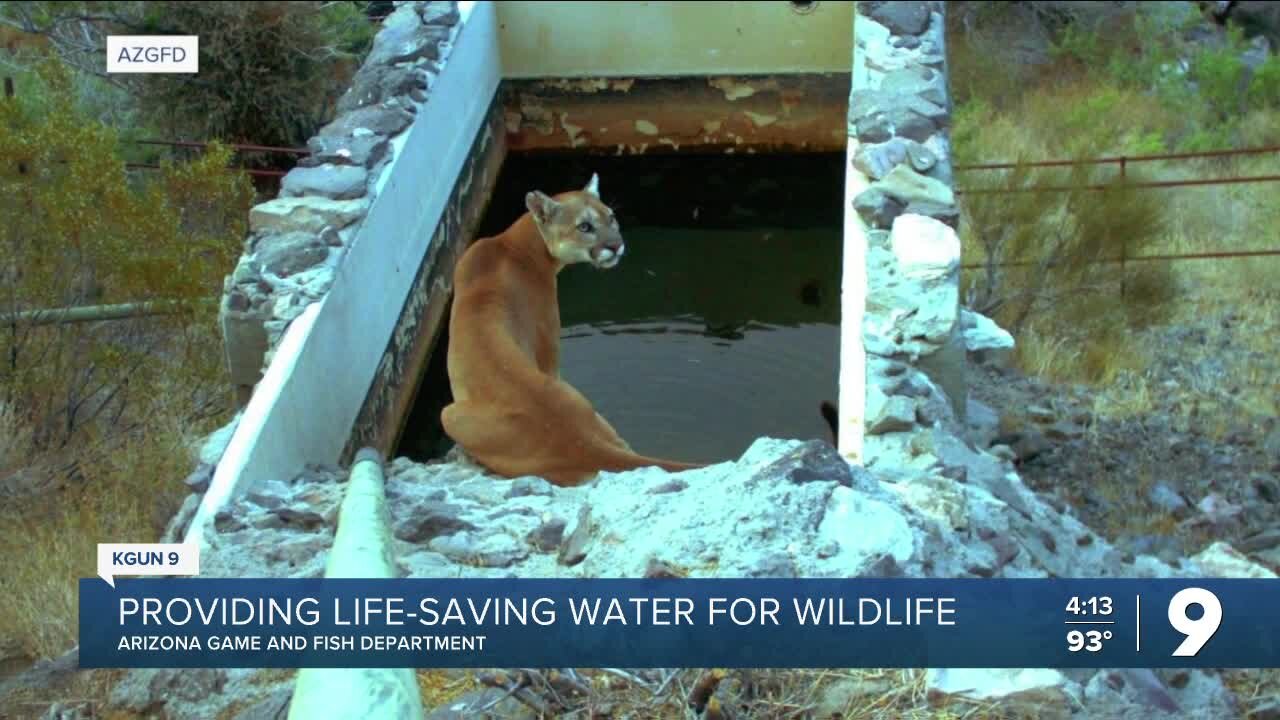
[429,667,1080,720]
[0,319,230,666]
[958,81,1280,423]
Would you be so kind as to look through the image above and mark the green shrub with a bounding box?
[1247,55,1280,109]
[960,158,1176,336]
[0,57,253,454]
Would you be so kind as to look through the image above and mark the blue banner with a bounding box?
[78,577,1279,669]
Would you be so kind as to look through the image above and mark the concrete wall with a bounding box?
[191,0,971,548]
[495,1,854,78]
[186,1,502,545]
[842,1,967,467]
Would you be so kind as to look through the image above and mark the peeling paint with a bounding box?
[560,114,586,148]
[536,77,636,93]
[709,76,759,101]
[504,110,522,134]
[503,74,848,154]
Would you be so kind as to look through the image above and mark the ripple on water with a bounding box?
[559,317,839,465]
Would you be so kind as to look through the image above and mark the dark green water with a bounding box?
[398,152,844,464]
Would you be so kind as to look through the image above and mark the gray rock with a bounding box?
[281,165,368,201]
[989,444,1017,463]
[1044,420,1083,441]
[1026,404,1055,423]
[199,417,239,466]
[367,7,450,66]
[868,393,917,435]
[319,102,415,139]
[526,517,567,552]
[426,689,532,720]
[853,187,904,228]
[337,64,435,114]
[961,309,1015,354]
[505,477,555,498]
[854,111,894,143]
[255,232,327,278]
[231,687,291,720]
[109,668,228,714]
[851,91,944,143]
[246,486,287,511]
[880,65,947,106]
[160,493,201,544]
[304,133,389,170]
[419,1,461,26]
[558,504,593,566]
[906,141,938,172]
[394,502,477,542]
[853,137,938,180]
[429,532,529,568]
[755,439,869,490]
[875,164,955,206]
[266,535,332,570]
[184,463,213,493]
[1005,430,1051,463]
[861,0,931,35]
[747,550,798,577]
[1126,535,1182,565]
[250,196,370,234]
[903,199,958,227]
[965,397,1000,447]
[270,506,327,531]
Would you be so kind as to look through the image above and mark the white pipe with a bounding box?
[287,448,424,720]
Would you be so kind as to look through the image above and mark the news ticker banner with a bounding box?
[78,576,1280,669]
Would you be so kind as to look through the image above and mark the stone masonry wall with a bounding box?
[218,1,463,405]
[848,1,972,466]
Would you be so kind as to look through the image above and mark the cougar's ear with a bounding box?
[584,172,599,197]
[525,191,560,223]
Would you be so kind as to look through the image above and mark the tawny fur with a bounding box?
[440,174,707,486]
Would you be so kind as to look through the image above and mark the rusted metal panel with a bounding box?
[341,93,508,464]
[502,74,850,154]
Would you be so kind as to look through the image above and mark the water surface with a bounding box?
[398,152,845,464]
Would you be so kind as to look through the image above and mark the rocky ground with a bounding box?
[20,318,1265,719]
[969,306,1280,575]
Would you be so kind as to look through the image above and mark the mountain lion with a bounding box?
[441,174,707,486]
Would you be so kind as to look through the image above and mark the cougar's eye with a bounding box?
[577,221,594,233]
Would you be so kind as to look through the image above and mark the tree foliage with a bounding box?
[1,1,376,153]
[0,58,254,457]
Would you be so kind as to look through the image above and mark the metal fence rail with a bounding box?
[952,143,1280,281]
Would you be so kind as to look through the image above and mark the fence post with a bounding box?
[1119,156,1127,300]
[3,77,13,99]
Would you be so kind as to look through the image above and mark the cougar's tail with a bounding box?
[595,445,709,474]
[820,401,839,445]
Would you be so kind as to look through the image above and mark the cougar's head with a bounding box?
[525,173,624,270]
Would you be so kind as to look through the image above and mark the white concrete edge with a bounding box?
[185,1,503,547]
[837,7,865,463]
[838,139,868,464]
[184,301,322,545]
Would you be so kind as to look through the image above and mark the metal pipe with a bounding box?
[287,448,424,720]
[131,138,311,155]
[955,144,1280,171]
[2,301,202,326]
